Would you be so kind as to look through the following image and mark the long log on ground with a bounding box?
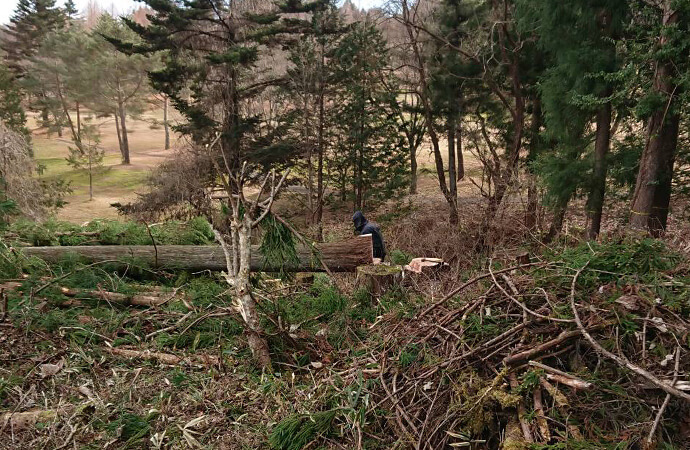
[20,236,373,272]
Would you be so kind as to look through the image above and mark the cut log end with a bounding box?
[356,264,402,298]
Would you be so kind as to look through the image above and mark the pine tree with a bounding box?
[1,0,67,76]
[91,15,154,164]
[0,64,29,138]
[331,20,408,211]
[628,0,690,234]
[65,123,104,201]
[519,0,629,239]
[114,0,328,368]
[283,0,342,237]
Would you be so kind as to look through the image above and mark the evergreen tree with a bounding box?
[283,0,342,235]
[1,0,67,76]
[519,0,629,239]
[24,26,97,146]
[628,0,690,234]
[115,0,327,368]
[0,64,29,138]
[92,15,154,164]
[331,20,408,211]
[65,123,104,201]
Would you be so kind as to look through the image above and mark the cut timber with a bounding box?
[1,406,75,431]
[108,347,219,366]
[60,288,175,307]
[404,257,448,275]
[356,264,402,297]
[21,236,373,273]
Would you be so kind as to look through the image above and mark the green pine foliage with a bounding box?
[331,20,409,210]
[0,65,29,138]
[0,0,69,76]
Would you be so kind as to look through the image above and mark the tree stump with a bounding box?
[403,258,448,276]
[356,264,402,298]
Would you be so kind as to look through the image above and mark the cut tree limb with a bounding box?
[21,236,373,273]
[60,287,177,307]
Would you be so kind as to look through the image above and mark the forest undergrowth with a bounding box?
[2,212,690,449]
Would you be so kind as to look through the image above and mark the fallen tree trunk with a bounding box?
[21,236,373,272]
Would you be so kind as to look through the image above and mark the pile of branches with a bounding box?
[304,239,690,449]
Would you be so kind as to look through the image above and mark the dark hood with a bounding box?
[352,211,367,233]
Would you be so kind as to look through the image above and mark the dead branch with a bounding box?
[569,264,690,402]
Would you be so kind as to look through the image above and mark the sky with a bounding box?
[0,0,384,25]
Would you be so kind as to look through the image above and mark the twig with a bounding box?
[145,311,194,340]
[489,260,573,323]
[528,361,593,390]
[418,262,547,318]
[32,260,122,297]
[55,424,78,450]
[647,345,682,443]
[570,263,690,402]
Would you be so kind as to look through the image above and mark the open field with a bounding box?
[30,110,483,223]
[29,108,182,222]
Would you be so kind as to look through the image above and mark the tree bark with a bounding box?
[587,97,612,239]
[456,118,464,181]
[629,1,681,235]
[316,42,325,241]
[114,111,123,153]
[163,95,170,150]
[448,115,458,224]
[236,217,271,368]
[117,100,130,164]
[21,236,374,273]
[76,101,81,140]
[545,198,569,243]
[401,0,457,223]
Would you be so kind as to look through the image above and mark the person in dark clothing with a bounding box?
[352,211,386,261]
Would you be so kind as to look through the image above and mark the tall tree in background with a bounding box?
[0,64,30,138]
[520,0,628,239]
[117,0,322,368]
[1,0,71,126]
[94,15,154,164]
[0,0,67,76]
[332,20,408,211]
[629,0,690,235]
[283,0,341,237]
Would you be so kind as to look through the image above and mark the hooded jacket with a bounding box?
[352,211,386,260]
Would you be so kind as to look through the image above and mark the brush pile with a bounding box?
[280,238,690,449]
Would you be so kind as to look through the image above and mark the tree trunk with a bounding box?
[88,151,93,201]
[76,101,81,140]
[456,118,464,181]
[401,0,457,222]
[525,98,542,231]
[587,98,612,239]
[235,218,271,368]
[315,41,326,240]
[410,141,418,195]
[163,96,170,150]
[117,101,130,164]
[21,236,374,272]
[114,112,123,156]
[448,115,458,224]
[629,1,681,236]
[545,198,569,243]
[356,264,403,298]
